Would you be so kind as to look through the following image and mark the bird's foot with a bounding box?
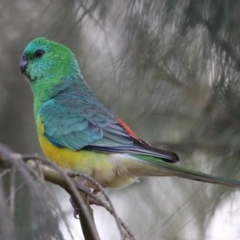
[70,178,103,218]
[77,178,102,205]
[70,189,102,219]
[87,189,101,205]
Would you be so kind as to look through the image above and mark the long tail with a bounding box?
[134,155,240,188]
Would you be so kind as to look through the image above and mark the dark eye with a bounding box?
[34,49,45,58]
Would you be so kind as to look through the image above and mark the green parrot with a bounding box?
[19,38,240,189]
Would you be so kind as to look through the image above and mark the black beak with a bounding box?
[20,55,28,74]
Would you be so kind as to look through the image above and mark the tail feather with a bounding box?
[135,155,240,188]
[171,165,240,187]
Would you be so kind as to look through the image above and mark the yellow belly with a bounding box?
[37,121,138,188]
[36,121,171,188]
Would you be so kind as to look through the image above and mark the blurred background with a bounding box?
[1,0,240,239]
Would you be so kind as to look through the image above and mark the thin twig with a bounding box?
[68,171,135,240]
[31,161,76,240]
[0,146,100,240]
[24,154,134,240]
[24,158,101,240]
[0,169,11,178]
[9,166,16,217]
[0,144,136,240]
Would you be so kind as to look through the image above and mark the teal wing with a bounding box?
[38,93,132,149]
[38,89,178,162]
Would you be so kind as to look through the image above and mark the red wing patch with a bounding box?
[116,117,142,141]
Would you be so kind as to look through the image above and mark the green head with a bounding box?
[20,38,81,82]
[20,38,85,118]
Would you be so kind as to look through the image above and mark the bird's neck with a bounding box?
[31,73,90,120]
[31,78,62,119]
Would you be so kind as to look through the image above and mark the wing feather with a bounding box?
[38,88,178,163]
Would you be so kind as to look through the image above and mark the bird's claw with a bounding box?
[70,197,80,219]
[70,183,101,218]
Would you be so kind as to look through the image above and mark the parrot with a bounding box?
[19,38,240,190]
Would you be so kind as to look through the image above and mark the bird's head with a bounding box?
[20,38,81,83]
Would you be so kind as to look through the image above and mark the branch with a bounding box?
[0,143,136,240]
